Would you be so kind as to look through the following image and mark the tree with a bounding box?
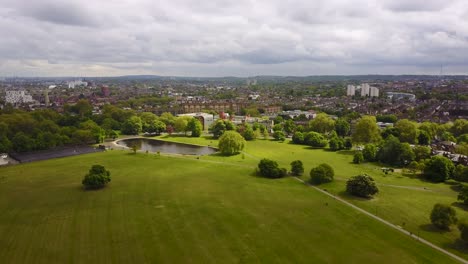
[211,120,227,139]
[352,116,381,144]
[218,131,246,156]
[174,116,191,135]
[292,131,304,144]
[353,152,364,164]
[458,222,468,243]
[187,118,202,137]
[144,120,166,135]
[395,119,418,144]
[82,165,111,189]
[335,118,350,137]
[257,159,286,179]
[423,156,455,182]
[430,204,457,230]
[362,144,377,162]
[273,130,285,141]
[304,132,327,148]
[329,136,344,151]
[457,186,468,204]
[377,136,415,166]
[309,113,335,134]
[346,174,379,198]
[344,138,353,150]
[121,116,142,135]
[451,119,468,137]
[454,165,468,182]
[290,160,304,176]
[238,123,256,141]
[418,130,431,145]
[283,119,296,136]
[413,145,431,161]
[310,163,334,184]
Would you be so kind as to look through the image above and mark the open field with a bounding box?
[0,146,459,263]
[158,135,468,259]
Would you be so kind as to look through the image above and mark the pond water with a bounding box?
[116,138,217,155]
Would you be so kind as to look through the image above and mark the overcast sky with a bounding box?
[1,0,468,77]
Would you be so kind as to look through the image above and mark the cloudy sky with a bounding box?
[1,0,468,77]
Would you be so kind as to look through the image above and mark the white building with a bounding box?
[346,85,356,96]
[370,86,379,97]
[68,80,88,89]
[361,83,370,97]
[5,90,34,104]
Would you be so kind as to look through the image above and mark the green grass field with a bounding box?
[0,136,464,263]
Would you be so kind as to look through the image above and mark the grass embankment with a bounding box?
[0,135,463,263]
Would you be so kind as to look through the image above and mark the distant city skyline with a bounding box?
[1,0,468,77]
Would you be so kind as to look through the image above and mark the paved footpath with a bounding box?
[293,177,468,264]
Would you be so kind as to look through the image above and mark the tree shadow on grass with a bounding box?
[336,150,355,155]
[443,239,468,254]
[419,224,451,234]
[451,202,468,211]
[337,190,374,202]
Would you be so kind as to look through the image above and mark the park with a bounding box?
[0,136,467,263]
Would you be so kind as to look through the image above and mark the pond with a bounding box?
[116,138,217,155]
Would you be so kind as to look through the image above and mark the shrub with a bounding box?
[273,130,285,141]
[346,174,378,198]
[292,131,304,144]
[457,186,468,205]
[458,222,468,243]
[218,131,246,156]
[258,159,286,179]
[304,132,328,148]
[82,165,111,189]
[430,204,457,230]
[310,163,334,185]
[353,152,364,164]
[290,160,304,176]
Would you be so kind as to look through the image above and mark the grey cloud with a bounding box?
[0,0,467,76]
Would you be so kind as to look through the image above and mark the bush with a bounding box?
[290,160,304,176]
[304,132,327,148]
[273,130,285,141]
[218,131,246,156]
[258,159,286,179]
[430,203,457,230]
[458,222,468,243]
[292,131,304,144]
[344,138,353,150]
[362,144,377,162]
[353,152,364,164]
[423,156,455,182]
[82,165,111,189]
[329,137,344,151]
[457,186,468,205]
[310,163,334,184]
[346,174,378,198]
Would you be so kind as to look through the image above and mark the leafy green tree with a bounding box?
[82,165,111,189]
[413,145,431,161]
[0,135,12,153]
[377,136,414,166]
[441,131,456,142]
[211,120,227,139]
[174,116,191,135]
[353,152,364,164]
[329,135,344,151]
[454,165,468,182]
[352,116,381,144]
[423,156,455,182]
[344,138,353,150]
[304,132,327,148]
[12,132,35,152]
[144,120,166,135]
[218,131,246,156]
[257,159,286,179]
[335,118,350,137]
[72,129,95,145]
[159,112,176,126]
[451,119,468,137]
[273,130,285,141]
[458,222,468,243]
[292,131,304,144]
[187,118,202,137]
[381,127,400,140]
[376,114,397,123]
[430,204,457,230]
[395,119,418,144]
[290,160,304,176]
[346,174,379,198]
[309,113,335,134]
[418,130,431,145]
[237,123,256,141]
[457,186,468,204]
[362,144,377,162]
[310,163,334,184]
[121,116,143,135]
[283,119,296,136]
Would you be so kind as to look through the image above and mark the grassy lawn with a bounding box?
[157,135,468,259]
[0,148,459,263]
